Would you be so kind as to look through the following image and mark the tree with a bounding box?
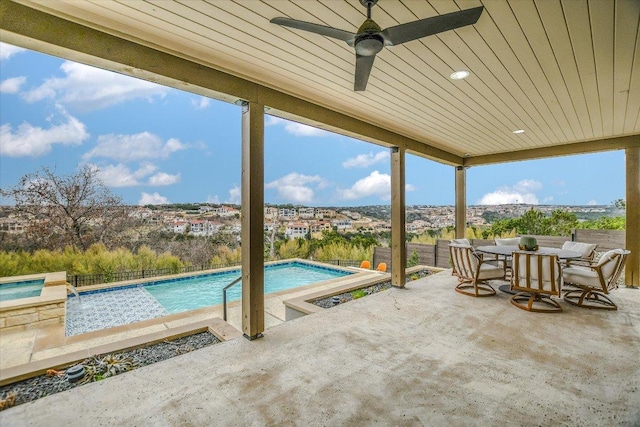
[1,166,129,251]
[547,210,578,236]
[612,199,626,210]
[407,250,420,267]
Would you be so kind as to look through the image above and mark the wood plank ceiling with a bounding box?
[8,0,640,163]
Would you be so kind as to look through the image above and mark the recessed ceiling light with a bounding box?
[512,129,525,134]
[450,70,470,80]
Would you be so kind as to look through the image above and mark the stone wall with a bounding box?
[0,285,66,333]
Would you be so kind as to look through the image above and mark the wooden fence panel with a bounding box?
[407,243,436,266]
[470,238,494,247]
[371,229,624,271]
[520,235,569,248]
[435,240,451,268]
[574,229,626,251]
[373,247,391,269]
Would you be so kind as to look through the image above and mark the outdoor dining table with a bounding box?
[475,245,582,294]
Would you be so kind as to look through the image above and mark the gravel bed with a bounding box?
[312,268,431,308]
[0,331,220,411]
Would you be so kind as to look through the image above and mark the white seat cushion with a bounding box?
[477,262,505,280]
[450,238,470,246]
[561,241,597,258]
[562,266,601,288]
[495,237,520,246]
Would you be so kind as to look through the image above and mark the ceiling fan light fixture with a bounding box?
[355,36,384,56]
[512,129,525,134]
[450,70,470,80]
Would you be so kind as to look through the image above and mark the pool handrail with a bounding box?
[222,276,242,321]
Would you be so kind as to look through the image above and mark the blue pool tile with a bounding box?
[66,287,168,336]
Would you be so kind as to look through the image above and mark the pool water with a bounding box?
[66,262,351,336]
[0,279,44,302]
[148,263,349,313]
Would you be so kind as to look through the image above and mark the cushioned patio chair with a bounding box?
[360,260,371,269]
[561,241,597,267]
[510,251,563,313]
[494,237,519,277]
[449,243,505,297]
[562,249,630,310]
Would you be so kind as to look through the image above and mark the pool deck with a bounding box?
[1,269,640,425]
[0,268,387,382]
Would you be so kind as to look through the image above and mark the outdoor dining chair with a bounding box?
[449,243,505,297]
[510,251,563,313]
[562,249,630,310]
[494,237,520,277]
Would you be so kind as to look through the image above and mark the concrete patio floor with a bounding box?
[1,269,639,426]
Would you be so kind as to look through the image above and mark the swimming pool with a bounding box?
[66,261,352,336]
[0,279,45,302]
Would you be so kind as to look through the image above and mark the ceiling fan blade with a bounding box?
[354,54,375,91]
[270,17,356,43]
[380,6,483,46]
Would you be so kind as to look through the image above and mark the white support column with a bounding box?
[455,166,467,239]
[391,147,406,287]
[241,101,265,339]
[626,146,639,287]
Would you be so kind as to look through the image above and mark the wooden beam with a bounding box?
[241,102,265,339]
[455,167,467,239]
[465,135,640,166]
[626,146,640,287]
[390,147,406,287]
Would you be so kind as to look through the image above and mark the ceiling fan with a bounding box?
[271,0,483,91]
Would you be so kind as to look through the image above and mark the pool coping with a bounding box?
[0,272,67,312]
[283,265,442,320]
[0,317,242,386]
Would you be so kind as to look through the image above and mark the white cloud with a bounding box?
[265,116,330,137]
[477,179,542,205]
[339,170,390,201]
[587,199,598,205]
[148,172,181,186]
[206,195,220,204]
[83,132,187,162]
[0,106,89,157]
[513,179,542,194]
[138,192,169,205]
[0,43,26,60]
[192,96,210,109]
[91,163,179,187]
[92,164,142,187]
[343,151,389,168]
[265,172,327,204]
[22,61,167,111]
[0,76,26,93]
[227,186,241,204]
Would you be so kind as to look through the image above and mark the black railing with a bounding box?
[69,262,242,287]
[324,259,362,268]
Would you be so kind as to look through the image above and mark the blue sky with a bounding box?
[0,42,625,207]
